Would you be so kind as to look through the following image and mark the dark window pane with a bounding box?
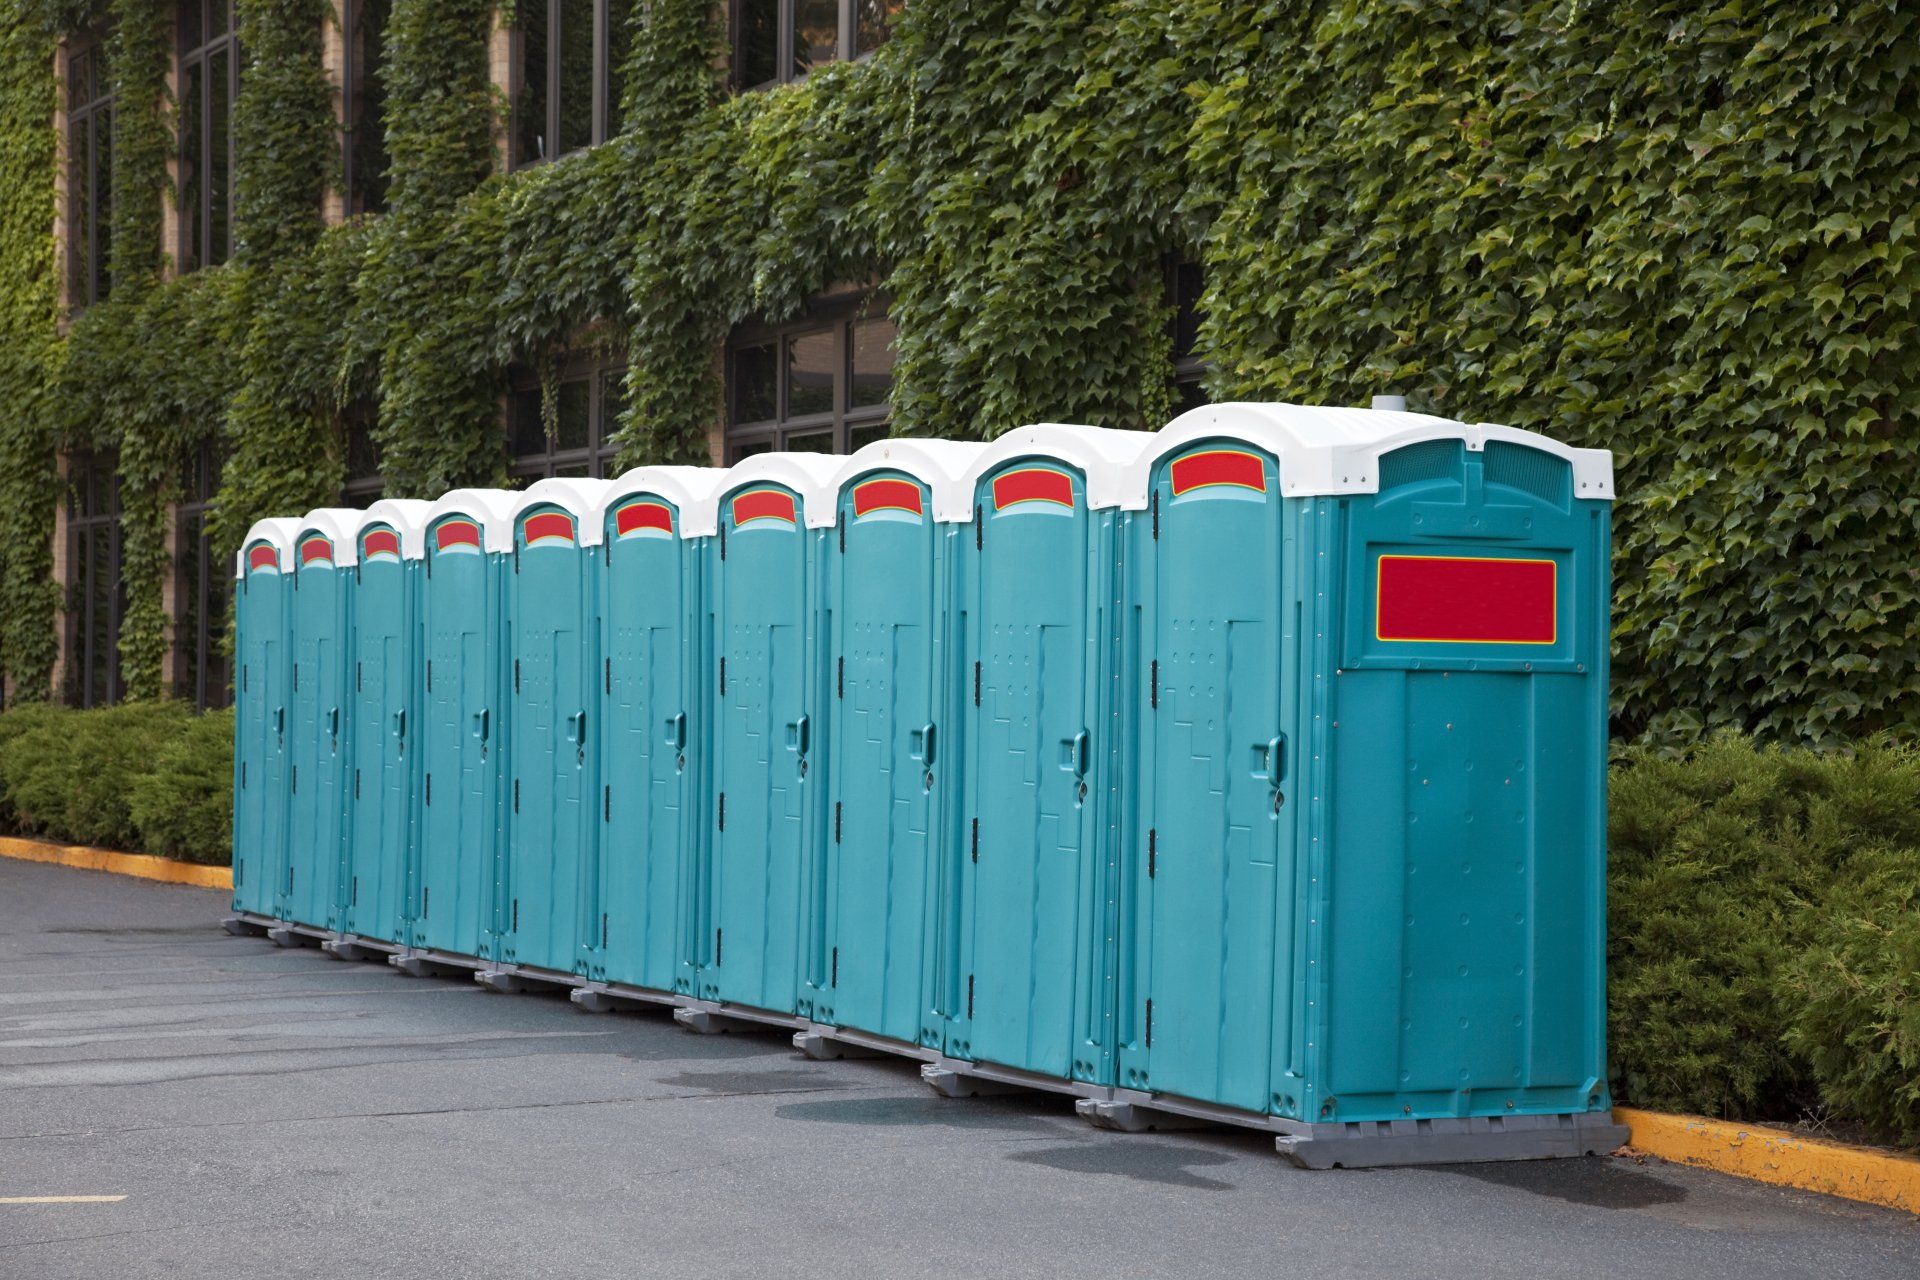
[510,387,548,457]
[213,0,232,38]
[732,342,777,423]
[346,0,392,214]
[94,107,112,300]
[554,459,592,478]
[793,0,838,75]
[68,49,90,109]
[69,119,91,305]
[557,0,594,154]
[729,438,773,463]
[179,62,203,273]
[208,47,231,266]
[555,377,591,451]
[849,316,894,410]
[1170,257,1204,361]
[855,0,902,55]
[848,423,889,452]
[605,0,634,134]
[784,430,834,454]
[598,369,626,448]
[515,0,549,165]
[1173,377,1209,415]
[180,0,204,49]
[785,328,834,417]
[738,0,777,87]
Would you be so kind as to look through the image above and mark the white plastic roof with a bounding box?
[292,508,370,568]
[826,438,988,525]
[358,498,433,561]
[1131,403,1614,503]
[955,424,1156,516]
[423,489,520,555]
[234,516,301,579]
[690,452,846,536]
[590,466,728,540]
[511,477,615,546]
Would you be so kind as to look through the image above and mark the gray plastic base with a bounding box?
[570,981,682,1015]
[1273,1111,1630,1169]
[266,923,329,949]
[920,1055,1108,1102]
[221,913,273,937]
[476,963,583,994]
[793,1025,931,1062]
[388,947,486,978]
[321,934,400,963]
[674,999,807,1036]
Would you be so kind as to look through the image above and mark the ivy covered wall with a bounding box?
[0,0,1915,744]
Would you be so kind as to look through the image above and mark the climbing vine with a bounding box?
[3,0,1917,744]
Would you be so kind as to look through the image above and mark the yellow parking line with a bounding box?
[0,1195,127,1204]
[1618,1108,1920,1215]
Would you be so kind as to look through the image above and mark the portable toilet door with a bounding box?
[1113,423,1292,1114]
[232,518,298,922]
[342,500,429,947]
[415,490,516,962]
[945,425,1150,1085]
[814,440,982,1049]
[502,479,611,978]
[693,453,841,1017]
[284,510,360,931]
[590,467,725,996]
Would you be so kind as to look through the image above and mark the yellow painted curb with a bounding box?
[0,835,231,891]
[1617,1106,1920,1216]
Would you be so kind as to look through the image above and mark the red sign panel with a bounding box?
[247,544,279,573]
[523,511,575,546]
[615,500,672,537]
[991,467,1073,512]
[299,535,333,566]
[435,519,481,552]
[362,528,400,560]
[853,478,923,518]
[1170,449,1267,497]
[1376,555,1557,645]
[733,489,797,527]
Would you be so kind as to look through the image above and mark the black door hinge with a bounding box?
[1151,489,1160,540]
[831,946,839,987]
[605,657,611,695]
[241,762,247,789]
[425,773,431,805]
[719,525,726,560]
[604,784,611,822]
[602,912,608,947]
[242,664,248,693]
[970,817,978,864]
[1146,999,1154,1048]
[834,801,842,843]
[717,793,725,831]
[838,523,845,553]
[974,505,982,550]
[603,541,610,566]
[513,778,519,813]
[719,657,726,696]
[422,885,429,918]
[426,659,432,692]
[513,543,520,574]
[967,974,975,1018]
[715,928,723,964]
[836,656,843,698]
[1150,659,1159,709]
[356,661,362,692]
[293,664,299,692]
[512,898,519,931]
[291,765,298,794]
[972,661,981,707]
[354,768,361,800]
[1148,827,1156,878]
[514,659,520,694]
[352,876,358,905]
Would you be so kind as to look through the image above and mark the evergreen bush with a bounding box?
[127,707,233,865]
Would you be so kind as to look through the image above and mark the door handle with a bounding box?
[1257,733,1286,782]
[910,722,936,765]
[1060,729,1090,779]
[472,709,489,741]
[663,711,687,750]
[274,706,285,740]
[786,714,810,756]
[328,707,340,740]
[392,708,406,756]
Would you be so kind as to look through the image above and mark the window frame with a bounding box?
[505,359,626,485]
[66,32,116,311]
[175,440,231,710]
[1166,253,1209,414]
[509,0,629,170]
[340,0,391,217]
[724,298,894,462]
[66,452,125,709]
[731,0,901,91]
[177,0,241,273]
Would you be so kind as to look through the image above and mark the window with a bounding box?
[511,0,634,168]
[341,0,391,216]
[507,363,624,485]
[176,442,230,710]
[1167,254,1208,414]
[341,403,384,507]
[726,305,894,461]
[67,35,115,310]
[179,0,239,272]
[66,453,124,709]
[733,0,901,90]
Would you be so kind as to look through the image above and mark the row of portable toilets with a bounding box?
[227,402,1627,1167]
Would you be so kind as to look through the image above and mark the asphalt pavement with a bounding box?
[0,858,1914,1278]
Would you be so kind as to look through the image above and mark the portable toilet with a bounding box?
[336,499,430,953]
[409,489,517,968]
[686,452,843,1025]
[283,509,362,934]
[587,466,727,1000]
[499,478,612,981]
[928,425,1152,1091]
[229,517,299,926]
[1093,402,1624,1167]
[801,438,984,1057]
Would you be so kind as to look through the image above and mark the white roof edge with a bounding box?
[235,516,301,579]
[511,477,616,546]
[690,452,846,536]
[1126,403,1615,502]
[360,499,433,561]
[826,438,989,525]
[294,508,368,568]
[423,488,521,554]
[589,466,730,540]
[955,423,1156,516]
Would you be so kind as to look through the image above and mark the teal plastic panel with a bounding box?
[1119,442,1290,1114]
[415,515,502,959]
[948,460,1116,1085]
[232,543,290,919]
[503,506,596,975]
[597,495,695,994]
[343,527,415,944]
[1300,439,1612,1125]
[698,484,818,1013]
[285,533,351,930]
[818,471,942,1045]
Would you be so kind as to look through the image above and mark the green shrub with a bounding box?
[0,701,192,849]
[0,702,68,832]
[128,707,233,864]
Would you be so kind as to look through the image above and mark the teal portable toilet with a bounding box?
[227,517,299,930]
[922,425,1151,1094]
[492,478,612,987]
[282,509,362,937]
[794,439,984,1061]
[575,466,727,1011]
[330,499,431,958]
[1081,402,1626,1167]
[400,489,517,974]
[678,453,843,1033]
